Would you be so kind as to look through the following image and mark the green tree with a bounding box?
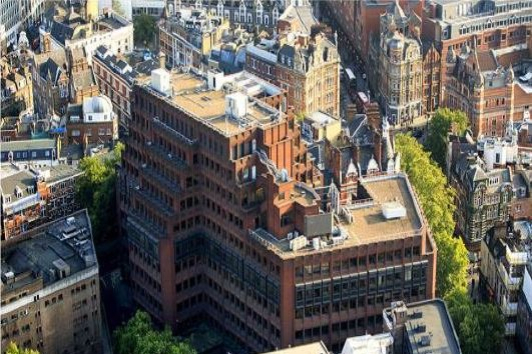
[395,134,468,296]
[134,14,156,46]
[424,108,468,169]
[445,289,505,354]
[112,0,125,16]
[114,310,196,354]
[6,342,39,354]
[395,134,505,354]
[76,143,123,241]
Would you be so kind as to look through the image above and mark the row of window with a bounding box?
[132,280,163,313]
[295,246,422,278]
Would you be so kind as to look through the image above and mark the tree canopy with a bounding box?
[133,14,156,46]
[424,108,468,169]
[395,134,468,296]
[76,142,124,241]
[395,134,504,354]
[114,310,196,354]
[446,289,505,354]
[6,342,39,354]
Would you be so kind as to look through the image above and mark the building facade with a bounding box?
[0,210,102,354]
[1,53,34,117]
[39,4,133,64]
[450,153,513,251]
[92,45,159,131]
[1,163,83,240]
[64,95,118,146]
[517,264,532,354]
[159,8,231,70]
[370,2,423,126]
[120,67,436,353]
[480,222,531,336]
[173,0,283,29]
[247,32,340,117]
[321,0,424,65]
[0,0,45,48]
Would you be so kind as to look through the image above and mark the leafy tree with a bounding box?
[6,342,39,354]
[395,134,505,354]
[76,143,123,241]
[424,108,468,169]
[112,0,125,16]
[133,14,156,46]
[395,134,468,296]
[445,289,505,354]
[114,310,196,354]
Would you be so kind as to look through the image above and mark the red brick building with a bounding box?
[120,69,436,352]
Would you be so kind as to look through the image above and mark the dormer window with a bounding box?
[27,185,35,194]
[14,186,23,198]
[4,195,11,204]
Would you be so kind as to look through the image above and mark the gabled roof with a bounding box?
[50,21,75,45]
[476,51,497,72]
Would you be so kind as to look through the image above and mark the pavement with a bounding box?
[467,263,480,303]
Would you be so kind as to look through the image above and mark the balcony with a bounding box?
[152,116,197,146]
[141,163,182,193]
[501,299,518,317]
[498,262,522,291]
[145,142,187,169]
[506,247,528,265]
[505,322,516,336]
[130,187,175,217]
[127,210,165,239]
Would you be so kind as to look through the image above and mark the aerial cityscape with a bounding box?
[0,0,531,354]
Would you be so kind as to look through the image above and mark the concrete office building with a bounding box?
[0,210,102,354]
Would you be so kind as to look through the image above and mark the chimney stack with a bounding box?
[159,52,166,69]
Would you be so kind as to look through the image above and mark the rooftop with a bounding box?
[341,174,423,243]
[384,299,461,354]
[249,173,425,258]
[262,341,329,354]
[1,139,56,152]
[140,70,282,137]
[340,333,393,354]
[1,210,97,309]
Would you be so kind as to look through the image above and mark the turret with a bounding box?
[86,0,98,21]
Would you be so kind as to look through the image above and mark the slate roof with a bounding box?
[35,50,67,83]
[476,50,498,72]
[50,21,75,45]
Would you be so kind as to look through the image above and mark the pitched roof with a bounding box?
[476,50,497,72]
[50,21,75,45]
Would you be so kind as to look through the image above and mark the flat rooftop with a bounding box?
[249,173,425,259]
[141,71,282,137]
[1,139,56,151]
[384,299,461,354]
[262,341,329,354]
[341,174,422,243]
[1,210,97,299]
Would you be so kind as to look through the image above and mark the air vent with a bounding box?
[419,335,431,347]
[382,201,406,219]
[416,323,426,333]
